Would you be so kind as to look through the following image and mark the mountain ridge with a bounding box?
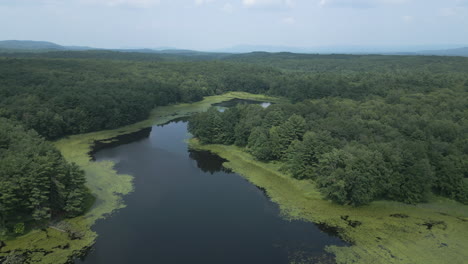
[1,40,468,57]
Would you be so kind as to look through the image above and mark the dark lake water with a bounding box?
[77,103,345,264]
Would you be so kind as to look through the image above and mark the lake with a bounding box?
[77,101,345,264]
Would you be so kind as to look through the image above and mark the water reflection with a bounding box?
[157,116,190,127]
[188,149,232,174]
[88,127,152,160]
[260,102,272,108]
[212,98,272,112]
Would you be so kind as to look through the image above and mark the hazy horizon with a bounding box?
[1,0,468,51]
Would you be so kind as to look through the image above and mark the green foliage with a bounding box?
[0,58,275,140]
[247,127,272,161]
[317,147,388,206]
[432,155,468,203]
[13,223,25,235]
[284,131,335,180]
[0,118,88,228]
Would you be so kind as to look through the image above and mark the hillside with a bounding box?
[0,40,65,51]
[419,47,468,57]
[0,40,92,52]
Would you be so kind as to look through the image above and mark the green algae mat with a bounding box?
[0,92,278,264]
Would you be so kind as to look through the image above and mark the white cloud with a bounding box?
[439,7,457,16]
[80,0,161,8]
[402,15,413,22]
[0,0,162,8]
[195,0,215,6]
[242,0,294,8]
[281,16,295,24]
[438,6,468,17]
[222,3,234,12]
[319,0,409,8]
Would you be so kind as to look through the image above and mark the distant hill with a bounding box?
[419,47,468,57]
[0,40,229,60]
[114,48,227,56]
[1,40,467,58]
[216,45,312,53]
[0,49,231,62]
[216,44,468,55]
[0,40,65,51]
[0,40,92,52]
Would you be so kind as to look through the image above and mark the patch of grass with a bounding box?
[0,92,280,264]
[189,139,468,264]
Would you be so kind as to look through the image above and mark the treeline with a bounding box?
[224,52,468,73]
[188,88,468,206]
[0,50,230,62]
[268,71,468,102]
[0,118,89,232]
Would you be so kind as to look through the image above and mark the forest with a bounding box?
[0,58,275,139]
[1,51,467,232]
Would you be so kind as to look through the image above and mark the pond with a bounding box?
[212,98,272,112]
[76,102,345,264]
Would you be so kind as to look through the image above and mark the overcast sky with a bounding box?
[1,0,468,50]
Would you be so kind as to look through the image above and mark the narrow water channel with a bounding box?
[77,102,346,264]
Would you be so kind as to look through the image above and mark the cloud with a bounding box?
[439,7,457,17]
[281,16,295,24]
[438,6,468,17]
[402,15,413,22]
[319,0,409,8]
[222,3,234,12]
[242,0,294,8]
[80,0,161,8]
[195,0,215,6]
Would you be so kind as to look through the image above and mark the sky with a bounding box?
[1,0,468,51]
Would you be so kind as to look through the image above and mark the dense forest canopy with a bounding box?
[223,52,468,73]
[0,118,89,232]
[1,51,467,231]
[0,58,276,139]
[0,50,231,61]
[2,53,468,140]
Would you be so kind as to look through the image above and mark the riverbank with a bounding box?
[0,92,279,264]
[188,139,468,264]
